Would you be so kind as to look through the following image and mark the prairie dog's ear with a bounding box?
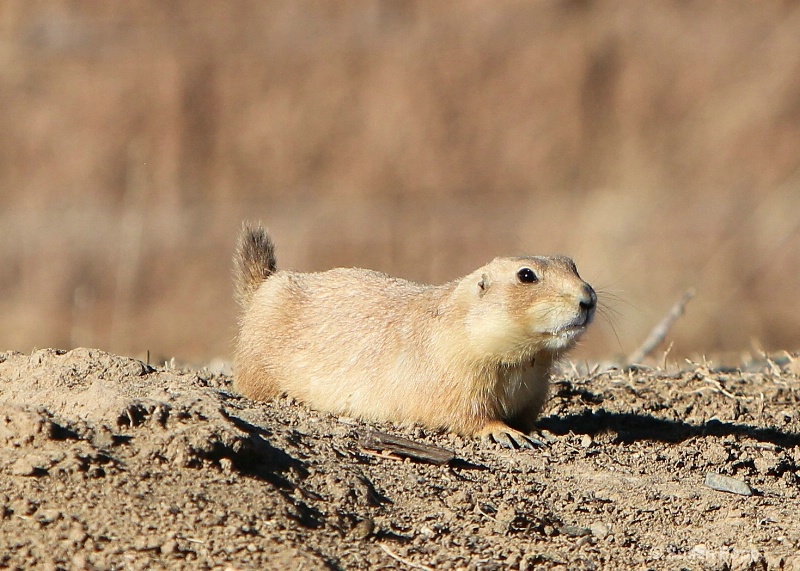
[477,273,491,297]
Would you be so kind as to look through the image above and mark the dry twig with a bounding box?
[627,288,695,365]
[359,429,455,465]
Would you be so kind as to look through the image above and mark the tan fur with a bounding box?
[233,223,596,447]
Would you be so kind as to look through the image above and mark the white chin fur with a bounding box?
[543,327,584,350]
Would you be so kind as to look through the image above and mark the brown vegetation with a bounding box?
[2,2,799,363]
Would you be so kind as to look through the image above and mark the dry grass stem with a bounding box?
[627,288,696,365]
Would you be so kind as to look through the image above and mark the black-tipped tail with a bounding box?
[233,222,277,308]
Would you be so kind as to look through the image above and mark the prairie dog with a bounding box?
[233,224,596,448]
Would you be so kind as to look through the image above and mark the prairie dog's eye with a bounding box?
[517,267,538,283]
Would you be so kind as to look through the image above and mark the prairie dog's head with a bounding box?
[458,256,596,362]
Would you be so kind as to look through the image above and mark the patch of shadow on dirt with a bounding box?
[218,411,328,529]
[539,410,800,448]
[221,411,307,477]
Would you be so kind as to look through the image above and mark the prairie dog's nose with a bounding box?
[580,284,597,311]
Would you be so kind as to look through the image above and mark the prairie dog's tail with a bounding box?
[234,223,277,308]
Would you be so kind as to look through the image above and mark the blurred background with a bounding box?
[1,1,799,365]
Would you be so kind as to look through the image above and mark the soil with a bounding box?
[1,347,799,571]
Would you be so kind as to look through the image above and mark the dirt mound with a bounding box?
[1,348,799,570]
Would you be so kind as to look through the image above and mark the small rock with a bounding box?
[219,457,234,474]
[704,472,753,496]
[559,524,592,537]
[160,539,178,555]
[91,427,116,449]
[580,434,593,448]
[9,457,38,476]
[691,544,709,557]
[495,505,516,528]
[68,524,88,544]
[352,518,375,540]
[35,508,62,524]
[418,524,435,539]
[589,521,609,539]
[538,430,558,444]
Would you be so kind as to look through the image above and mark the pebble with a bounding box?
[589,521,610,539]
[160,539,178,555]
[219,457,234,474]
[35,509,62,525]
[418,524,435,539]
[10,457,38,476]
[68,524,88,544]
[559,524,591,537]
[91,427,116,450]
[352,518,375,540]
[704,473,752,496]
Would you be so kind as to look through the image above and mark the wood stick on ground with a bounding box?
[359,429,456,465]
[627,288,696,365]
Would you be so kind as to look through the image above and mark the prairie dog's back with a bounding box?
[235,262,454,420]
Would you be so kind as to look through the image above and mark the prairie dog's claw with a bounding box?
[479,421,546,450]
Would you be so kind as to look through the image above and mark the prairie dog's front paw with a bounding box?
[478,420,545,450]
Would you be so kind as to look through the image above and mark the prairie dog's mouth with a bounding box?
[534,301,595,343]
[548,312,593,336]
